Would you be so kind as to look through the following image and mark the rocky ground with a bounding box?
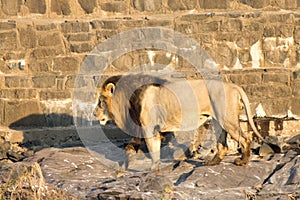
[0,131,299,200]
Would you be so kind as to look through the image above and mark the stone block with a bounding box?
[28,59,50,74]
[5,76,31,88]
[78,0,96,14]
[96,30,118,42]
[220,19,242,32]
[101,2,127,13]
[240,0,270,8]
[66,33,92,42]
[0,21,16,30]
[53,57,80,73]
[132,0,162,11]
[38,32,62,46]
[0,76,4,89]
[142,19,173,27]
[207,43,237,68]
[70,43,94,53]
[0,89,37,99]
[18,26,37,48]
[3,100,45,127]
[61,22,90,33]
[261,98,289,117]
[199,21,219,32]
[24,0,46,14]
[199,0,233,9]
[290,98,300,116]
[1,0,21,15]
[292,80,300,97]
[92,20,122,30]
[65,75,94,89]
[0,31,17,50]
[51,0,71,15]
[278,25,294,37]
[264,51,289,66]
[39,90,71,100]
[295,27,300,44]
[230,73,262,85]
[3,52,25,61]
[262,72,290,85]
[168,0,197,11]
[32,48,64,58]
[36,23,57,31]
[0,100,3,125]
[244,84,292,99]
[32,76,56,88]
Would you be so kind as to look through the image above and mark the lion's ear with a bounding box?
[105,83,115,96]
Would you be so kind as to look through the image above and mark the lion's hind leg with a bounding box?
[205,128,228,166]
[225,123,251,166]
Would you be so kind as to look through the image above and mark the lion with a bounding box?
[93,74,277,171]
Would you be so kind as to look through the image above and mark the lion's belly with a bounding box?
[160,114,208,132]
[140,81,212,133]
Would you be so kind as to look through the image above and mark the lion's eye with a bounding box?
[100,101,105,108]
[98,100,105,108]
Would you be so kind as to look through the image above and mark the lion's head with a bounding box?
[94,74,167,135]
[93,76,121,125]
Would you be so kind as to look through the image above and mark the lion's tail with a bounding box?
[237,86,281,153]
[237,86,263,140]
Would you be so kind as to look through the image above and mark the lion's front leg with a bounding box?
[144,132,161,172]
[123,137,142,170]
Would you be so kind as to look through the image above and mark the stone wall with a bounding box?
[0,0,299,17]
[0,1,300,141]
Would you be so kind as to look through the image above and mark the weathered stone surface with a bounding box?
[32,48,64,58]
[199,0,233,9]
[52,57,80,73]
[39,90,71,100]
[100,2,127,13]
[36,23,57,31]
[132,0,162,11]
[1,0,21,15]
[70,43,94,53]
[61,22,90,33]
[38,32,62,47]
[0,21,16,30]
[0,162,76,198]
[0,31,17,50]
[24,0,46,14]
[51,0,71,15]
[3,100,44,127]
[18,26,37,48]
[28,59,50,74]
[32,76,56,88]
[258,151,300,197]
[290,97,300,116]
[66,33,92,41]
[0,145,296,199]
[5,76,31,88]
[0,89,37,99]
[292,80,300,97]
[78,0,96,14]
[240,0,271,8]
[170,0,199,10]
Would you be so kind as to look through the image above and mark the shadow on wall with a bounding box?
[7,113,194,167]
[7,113,131,163]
